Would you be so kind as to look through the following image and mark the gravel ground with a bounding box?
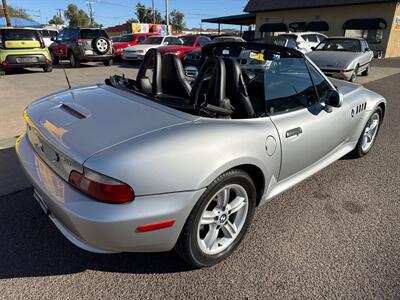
[0,65,399,299]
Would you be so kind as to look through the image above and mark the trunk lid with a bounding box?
[26,85,193,169]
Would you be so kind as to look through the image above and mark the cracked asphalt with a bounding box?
[0,61,399,299]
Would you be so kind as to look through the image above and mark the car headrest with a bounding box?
[161,54,191,98]
[190,57,226,108]
[137,48,162,95]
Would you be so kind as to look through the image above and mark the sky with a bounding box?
[7,0,248,29]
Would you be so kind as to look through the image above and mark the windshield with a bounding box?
[213,37,244,43]
[1,29,40,41]
[118,35,136,42]
[142,36,163,45]
[80,29,108,39]
[316,39,361,52]
[180,36,196,46]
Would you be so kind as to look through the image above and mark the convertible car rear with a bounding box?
[17,42,386,267]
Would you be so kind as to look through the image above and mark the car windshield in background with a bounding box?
[1,29,39,41]
[213,37,244,43]
[142,36,163,45]
[118,35,136,42]
[180,36,196,46]
[316,39,361,52]
[112,36,121,42]
[80,29,108,39]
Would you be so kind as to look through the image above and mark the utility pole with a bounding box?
[152,0,155,24]
[56,8,63,19]
[87,0,94,27]
[165,0,169,34]
[1,0,11,27]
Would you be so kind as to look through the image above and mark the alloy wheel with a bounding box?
[197,184,249,255]
[361,112,380,152]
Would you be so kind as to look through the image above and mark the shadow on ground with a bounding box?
[0,187,192,279]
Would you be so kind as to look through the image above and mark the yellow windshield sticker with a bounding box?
[249,51,265,61]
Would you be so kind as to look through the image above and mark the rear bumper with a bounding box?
[16,134,204,253]
[4,54,50,69]
[78,54,113,62]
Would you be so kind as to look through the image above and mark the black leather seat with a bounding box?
[223,58,255,118]
[190,57,232,117]
[161,54,192,98]
[136,48,162,95]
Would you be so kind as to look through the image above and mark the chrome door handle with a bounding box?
[286,127,303,138]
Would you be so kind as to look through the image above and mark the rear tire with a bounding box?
[350,107,382,158]
[103,59,113,66]
[175,169,256,268]
[69,52,80,68]
[43,65,53,72]
[52,54,59,65]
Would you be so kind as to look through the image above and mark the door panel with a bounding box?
[271,103,351,180]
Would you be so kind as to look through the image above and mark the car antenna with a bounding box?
[60,61,72,89]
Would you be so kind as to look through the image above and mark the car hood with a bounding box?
[124,44,161,51]
[158,45,195,53]
[25,85,194,164]
[307,51,360,69]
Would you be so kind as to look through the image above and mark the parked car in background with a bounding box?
[279,32,327,53]
[264,36,298,49]
[113,33,155,59]
[158,35,211,59]
[111,36,122,43]
[122,35,181,62]
[49,27,114,68]
[307,37,373,82]
[38,28,58,47]
[0,27,53,73]
[213,35,246,43]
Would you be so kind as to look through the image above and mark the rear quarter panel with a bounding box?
[84,118,281,197]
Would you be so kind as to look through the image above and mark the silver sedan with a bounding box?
[16,42,386,268]
[307,37,374,82]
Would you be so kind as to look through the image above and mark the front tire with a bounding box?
[361,65,370,76]
[175,169,256,268]
[350,65,359,82]
[351,107,382,158]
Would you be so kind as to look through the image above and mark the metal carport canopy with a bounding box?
[201,13,256,26]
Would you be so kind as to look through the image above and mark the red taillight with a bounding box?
[296,41,302,47]
[68,169,134,204]
[77,39,84,46]
[40,39,45,48]
[1,60,8,69]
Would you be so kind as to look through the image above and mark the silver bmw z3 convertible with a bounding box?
[16,42,386,267]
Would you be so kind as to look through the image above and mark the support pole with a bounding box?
[165,0,169,34]
[2,0,11,27]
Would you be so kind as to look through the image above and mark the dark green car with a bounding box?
[0,27,53,73]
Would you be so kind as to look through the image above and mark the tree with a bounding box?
[64,4,90,27]
[49,14,64,25]
[135,2,163,24]
[169,9,185,33]
[0,5,34,21]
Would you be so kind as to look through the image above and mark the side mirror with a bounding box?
[311,46,316,51]
[164,42,169,45]
[365,47,371,52]
[51,37,55,41]
[324,89,343,112]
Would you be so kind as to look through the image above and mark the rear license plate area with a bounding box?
[84,50,94,55]
[17,57,38,63]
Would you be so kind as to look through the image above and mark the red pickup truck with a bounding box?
[158,35,211,59]
[113,33,156,59]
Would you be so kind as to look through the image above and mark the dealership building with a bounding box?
[243,0,400,57]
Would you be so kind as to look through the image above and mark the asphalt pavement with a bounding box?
[0,62,399,299]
